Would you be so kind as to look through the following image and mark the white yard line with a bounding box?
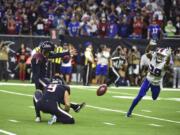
[148,123,163,127]
[86,105,180,124]
[0,89,180,125]
[0,129,16,135]
[112,95,180,102]
[0,82,180,91]
[8,120,19,123]
[103,122,115,126]
[0,90,32,97]
[141,110,152,113]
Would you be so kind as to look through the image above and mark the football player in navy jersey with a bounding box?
[33,79,75,124]
[126,44,172,117]
[31,41,67,91]
[33,76,85,124]
[31,42,85,122]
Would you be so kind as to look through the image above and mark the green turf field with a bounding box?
[0,82,180,135]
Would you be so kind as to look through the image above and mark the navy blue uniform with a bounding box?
[34,84,74,124]
[31,52,69,90]
[31,53,47,90]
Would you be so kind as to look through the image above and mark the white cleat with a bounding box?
[48,115,57,125]
[35,117,41,122]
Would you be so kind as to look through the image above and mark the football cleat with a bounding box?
[126,112,132,118]
[35,117,41,122]
[48,115,57,125]
[74,102,86,113]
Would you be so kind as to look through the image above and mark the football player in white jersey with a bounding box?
[127,44,172,117]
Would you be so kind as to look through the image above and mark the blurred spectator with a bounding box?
[164,20,177,37]
[153,7,164,26]
[164,0,172,20]
[89,14,98,36]
[75,44,84,84]
[52,42,63,76]
[147,19,162,40]
[128,46,141,86]
[175,16,180,35]
[16,43,30,81]
[80,14,92,36]
[0,0,178,39]
[20,17,31,35]
[33,17,45,35]
[28,5,38,29]
[173,48,180,88]
[95,45,110,84]
[68,17,80,37]
[7,16,16,34]
[57,19,66,41]
[60,43,72,84]
[98,17,108,38]
[145,0,158,13]
[0,19,6,34]
[0,41,9,81]
[83,42,95,86]
[118,16,130,38]
[131,15,143,39]
[107,20,118,38]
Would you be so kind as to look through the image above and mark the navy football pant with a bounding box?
[127,78,160,115]
[37,99,75,124]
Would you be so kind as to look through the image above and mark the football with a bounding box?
[96,84,107,96]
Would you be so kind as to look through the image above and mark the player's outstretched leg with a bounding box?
[126,95,143,117]
[126,79,150,117]
[70,102,86,113]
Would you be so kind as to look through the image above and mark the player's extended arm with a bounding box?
[145,44,154,60]
[48,51,70,58]
[64,91,70,112]
[164,48,172,70]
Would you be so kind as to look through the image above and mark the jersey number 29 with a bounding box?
[149,64,161,77]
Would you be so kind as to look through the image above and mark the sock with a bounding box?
[19,71,22,80]
[22,71,25,80]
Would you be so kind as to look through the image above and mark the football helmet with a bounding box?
[40,41,55,52]
[51,75,65,85]
[156,48,171,63]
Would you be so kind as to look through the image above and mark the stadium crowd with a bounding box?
[0,0,179,38]
[0,0,180,88]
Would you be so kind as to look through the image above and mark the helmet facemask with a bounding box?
[156,53,164,63]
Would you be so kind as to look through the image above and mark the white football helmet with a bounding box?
[156,48,171,63]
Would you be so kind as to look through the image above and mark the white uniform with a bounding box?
[146,52,166,85]
[61,50,72,67]
[96,51,110,66]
